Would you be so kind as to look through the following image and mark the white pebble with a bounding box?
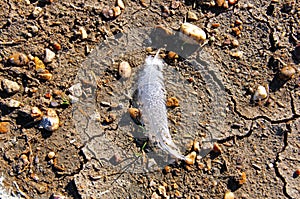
[118,61,131,78]
[2,79,20,94]
[24,0,30,5]
[224,191,235,199]
[47,151,56,159]
[230,50,243,59]
[117,0,125,9]
[30,25,39,33]
[8,99,21,108]
[79,27,88,39]
[193,140,200,152]
[44,48,55,63]
[185,151,197,165]
[180,22,206,42]
[253,85,268,101]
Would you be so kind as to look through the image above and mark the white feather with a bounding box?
[137,52,185,160]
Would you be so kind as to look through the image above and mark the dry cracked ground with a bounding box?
[0,0,299,199]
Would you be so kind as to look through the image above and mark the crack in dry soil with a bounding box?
[274,123,293,199]
[230,94,299,123]
[228,92,298,199]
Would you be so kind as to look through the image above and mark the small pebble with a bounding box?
[112,6,121,17]
[167,51,179,59]
[2,79,20,94]
[34,56,45,70]
[50,101,59,107]
[252,85,268,101]
[295,169,300,176]
[198,162,205,169]
[20,154,29,165]
[215,0,225,7]
[44,93,52,99]
[172,183,178,189]
[151,192,160,199]
[37,69,53,80]
[8,52,29,66]
[212,143,222,153]
[174,190,182,197]
[231,39,239,47]
[29,25,39,33]
[119,61,132,78]
[268,163,274,168]
[185,151,197,165]
[171,1,181,9]
[158,185,167,197]
[180,22,206,42]
[230,51,243,59]
[224,191,235,199]
[28,54,34,61]
[110,153,122,165]
[79,27,88,39]
[193,140,200,152]
[232,26,242,36]
[8,99,21,108]
[53,42,62,51]
[44,48,55,63]
[164,165,171,173]
[235,19,243,25]
[279,66,296,80]
[32,7,43,18]
[228,0,238,5]
[128,108,141,120]
[211,23,220,28]
[239,172,247,185]
[105,113,116,123]
[223,1,229,8]
[187,11,198,21]
[117,0,125,9]
[224,191,234,199]
[0,122,10,134]
[206,159,212,170]
[166,97,179,107]
[48,151,56,159]
[102,6,114,19]
[209,0,216,6]
[39,109,59,131]
[149,179,156,187]
[31,107,43,119]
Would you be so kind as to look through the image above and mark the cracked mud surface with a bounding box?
[0,0,299,198]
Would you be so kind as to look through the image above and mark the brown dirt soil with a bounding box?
[0,0,299,199]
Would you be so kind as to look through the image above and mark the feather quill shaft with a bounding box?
[137,52,185,160]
